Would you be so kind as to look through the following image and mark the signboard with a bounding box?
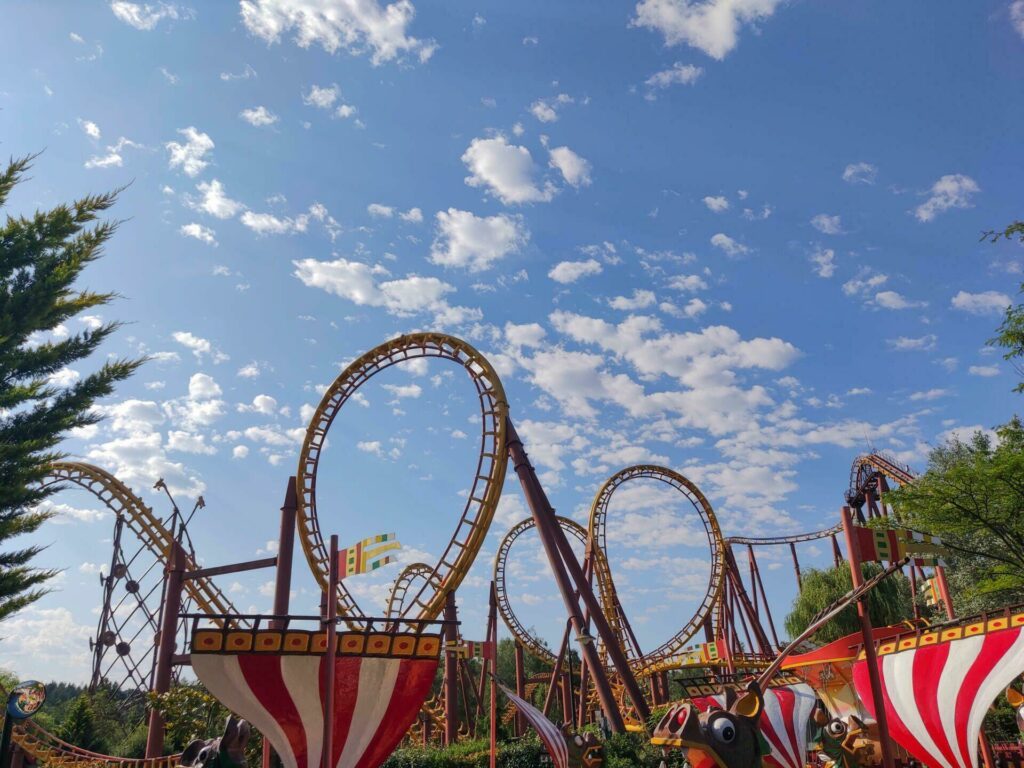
[7,681,45,720]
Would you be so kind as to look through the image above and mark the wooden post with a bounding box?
[265,478,298,768]
[443,591,460,745]
[506,419,628,731]
[841,506,896,768]
[145,541,186,759]
[320,536,339,768]
[489,583,497,768]
[514,640,527,736]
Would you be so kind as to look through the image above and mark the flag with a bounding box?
[919,577,939,607]
[496,682,569,768]
[853,526,948,566]
[338,533,401,579]
[446,640,495,660]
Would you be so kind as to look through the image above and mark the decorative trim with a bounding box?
[191,629,442,659]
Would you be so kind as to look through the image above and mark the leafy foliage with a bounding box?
[0,154,143,622]
[984,220,1024,391]
[147,683,263,760]
[887,419,1024,611]
[784,562,914,644]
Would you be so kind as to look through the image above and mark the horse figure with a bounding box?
[814,708,882,767]
[561,725,603,767]
[180,716,251,768]
[652,681,765,768]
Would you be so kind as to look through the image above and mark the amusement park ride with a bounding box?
[4,332,1024,768]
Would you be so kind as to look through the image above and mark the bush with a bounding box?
[382,737,543,768]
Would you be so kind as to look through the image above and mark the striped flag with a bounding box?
[854,526,948,566]
[338,533,401,579]
[448,640,495,660]
[496,682,569,768]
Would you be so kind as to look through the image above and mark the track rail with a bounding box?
[588,465,726,674]
[8,718,180,768]
[296,333,509,626]
[40,461,239,621]
[726,523,843,546]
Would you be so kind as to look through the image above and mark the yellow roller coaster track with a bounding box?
[587,465,726,676]
[5,461,245,768]
[40,461,239,621]
[296,333,509,627]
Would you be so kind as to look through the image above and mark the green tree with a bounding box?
[784,562,914,644]
[148,683,263,760]
[985,220,1024,390]
[0,155,142,622]
[887,419,1024,612]
[57,695,103,752]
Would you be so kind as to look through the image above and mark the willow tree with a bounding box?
[0,155,142,623]
[784,562,914,645]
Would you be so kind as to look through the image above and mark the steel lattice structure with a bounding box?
[39,462,239,697]
[296,333,509,626]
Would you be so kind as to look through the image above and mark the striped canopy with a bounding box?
[852,616,1024,768]
[497,683,570,768]
[691,683,817,768]
[191,628,440,768]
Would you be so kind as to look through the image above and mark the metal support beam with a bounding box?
[443,591,459,745]
[514,641,526,736]
[505,418,629,732]
[145,541,186,759]
[321,536,339,768]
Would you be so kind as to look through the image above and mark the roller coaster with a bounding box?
[6,331,974,768]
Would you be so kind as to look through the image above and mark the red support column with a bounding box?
[443,591,460,745]
[748,546,781,651]
[321,536,339,768]
[514,640,527,736]
[489,584,498,768]
[265,478,298,768]
[841,506,896,768]
[831,534,843,568]
[506,419,629,731]
[543,620,571,718]
[560,672,573,727]
[789,541,802,589]
[146,541,186,759]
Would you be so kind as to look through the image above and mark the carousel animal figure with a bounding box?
[180,716,251,768]
[1007,685,1024,734]
[813,707,882,768]
[562,725,604,768]
[651,681,765,768]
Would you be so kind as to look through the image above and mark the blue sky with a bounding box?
[2,0,1023,684]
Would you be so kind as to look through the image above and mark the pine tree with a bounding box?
[57,695,103,752]
[0,155,143,623]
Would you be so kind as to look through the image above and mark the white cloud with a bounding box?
[969,365,1000,377]
[189,372,222,399]
[238,394,278,415]
[110,2,191,30]
[240,0,437,65]
[842,162,877,185]
[548,146,592,188]
[462,136,555,204]
[189,179,244,219]
[167,430,217,454]
[166,127,214,177]
[505,322,547,348]
[811,213,843,235]
[548,259,602,284]
[909,388,949,402]
[842,271,887,296]
[610,290,656,310]
[631,0,783,60]
[160,66,179,84]
[77,118,101,139]
[221,64,258,81]
[669,274,708,292]
[529,93,573,123]
[35,500,107,525]
[710,232,749,256]
[915,174,980,222]
[48,367,80,388]
[809,247,835,278]
[240,202,334,236]
[303,83,339,108]
[172,331,229,363]
[240,105,279,126]
[1013,1,1024,38]
[644,63,703,98]
[233,445,250,459]
[887,334,938,351]
[430,208,528,271]
[382,383,422,399]
[293,255,480,325]
[400,207,423,223]
[368,203,394,217]
[874,290,926,310]
[950,290,1011,316]
[357,440,384,457]
[180,223,217,246]
[84,136,142,169]
[703,195,728,212]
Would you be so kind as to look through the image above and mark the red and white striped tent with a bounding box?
[497,683,570,768]
[690,682,817,768]
[191,628,440,768]
[852,613,1024,768]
